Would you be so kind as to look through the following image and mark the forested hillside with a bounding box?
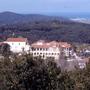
[0,54,90,90]
[0,12,90,43]
[0,12,68,25]
[0,20,90,43]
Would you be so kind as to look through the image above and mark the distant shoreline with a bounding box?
[44,12,90,19]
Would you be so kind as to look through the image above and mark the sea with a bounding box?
[46,12,90,19]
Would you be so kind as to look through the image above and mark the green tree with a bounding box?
[0,43,11,57]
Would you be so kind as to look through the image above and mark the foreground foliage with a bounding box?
[0,54,90,90]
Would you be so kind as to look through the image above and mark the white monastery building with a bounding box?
[4,37,30,53]
[3,37,73,60]
[0,37,87,69]
[30,40,73,60]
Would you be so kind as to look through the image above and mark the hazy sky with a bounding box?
[0,0,90,14]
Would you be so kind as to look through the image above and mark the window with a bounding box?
[40,48,42,51]
[34,53,36,55]
[37,48,39,50]
[40,53,42,55]
[26,42,28,45]
[32,48,36,51]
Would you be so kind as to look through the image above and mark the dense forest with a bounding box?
[0,53,90,90]
[0,12,90,43]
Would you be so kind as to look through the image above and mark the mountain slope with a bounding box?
[0,11,90,43]
[0,11,68,25]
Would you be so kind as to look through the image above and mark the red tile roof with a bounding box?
[31,41,50,48]
[31,40,71,48]
[6,38,27,42]
[59,42,71,48]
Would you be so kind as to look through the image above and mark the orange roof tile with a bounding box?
[31,42,50,48]
[6,38,27,42]
[59,42,71,48]
[31,40,72,48]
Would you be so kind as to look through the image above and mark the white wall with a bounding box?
[31,47,60,60]
[4,41,30,53]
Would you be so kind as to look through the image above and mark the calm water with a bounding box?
[46,12,90,19]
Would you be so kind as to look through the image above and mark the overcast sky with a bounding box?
[0,0,90,14]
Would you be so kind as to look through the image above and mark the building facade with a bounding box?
[3,37,73,60]
[4,37,30,53]
[30,40,73,60]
